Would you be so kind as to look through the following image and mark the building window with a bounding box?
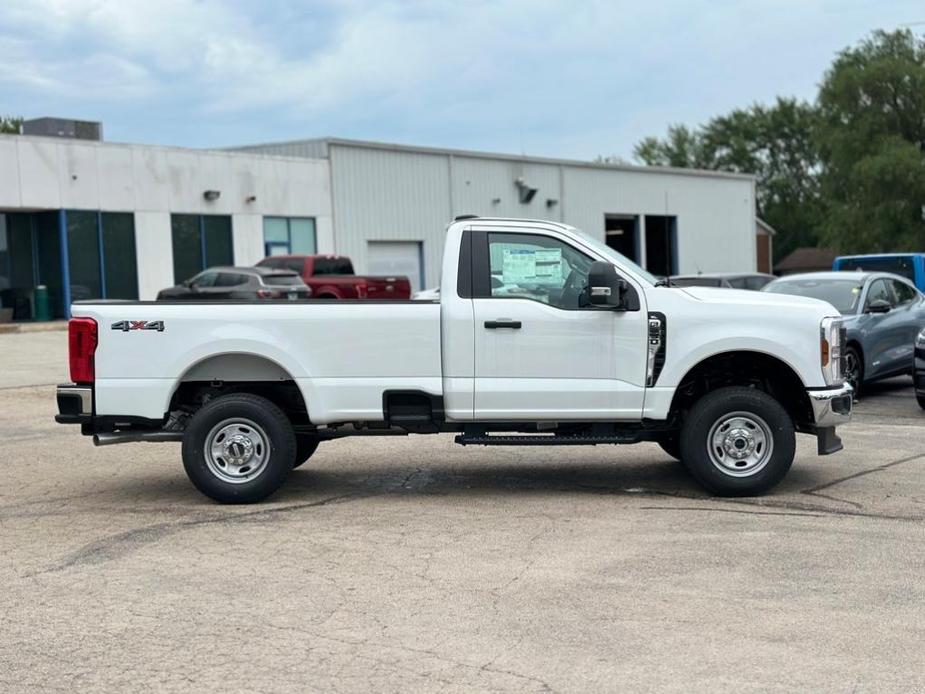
[263,217,316,257]
[66,211,139,302]
[171,214,233,283]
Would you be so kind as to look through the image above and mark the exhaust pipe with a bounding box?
[93,431,184,446]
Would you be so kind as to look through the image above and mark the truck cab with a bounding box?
[56,217,853,504]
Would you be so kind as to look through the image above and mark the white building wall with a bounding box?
[134,211,173,299]
[329,144,451,288]
[327,142,756,285]
[0,135,333,299]
[562,167,756,274]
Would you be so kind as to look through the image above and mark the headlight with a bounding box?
[916,327,925,348]
[820,316,845,386]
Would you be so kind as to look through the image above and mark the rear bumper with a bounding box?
[55,384,93,424]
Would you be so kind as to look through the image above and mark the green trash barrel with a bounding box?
[34,285,52,322]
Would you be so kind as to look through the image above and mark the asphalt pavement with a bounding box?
[1,331,922,693]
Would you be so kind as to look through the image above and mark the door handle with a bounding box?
[484,320,522,329]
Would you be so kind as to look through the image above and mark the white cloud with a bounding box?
[0,0,922,155]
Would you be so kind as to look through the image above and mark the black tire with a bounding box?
[845,346,863,398]
[917,395,925,411]
[293,434,320,469]
[680,386,795,497]
[181,393,296,504]
[657,436,683,462]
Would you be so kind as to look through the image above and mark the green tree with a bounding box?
[0,116,22,134]
[816,30,925,252]
[631,99,823,261]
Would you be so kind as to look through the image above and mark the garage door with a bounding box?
[367,241,423,292]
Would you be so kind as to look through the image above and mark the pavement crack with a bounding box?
[29,492,366,576]
[801,452,924,494]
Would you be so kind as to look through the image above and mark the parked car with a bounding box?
[257,255,411,300]
[413,287,441,300]
[670,273,775,290]
[157,267,312,301]
[57,216,852,504]
[763,271,925,394]
[834,253,925,292]
[914,327,925,409]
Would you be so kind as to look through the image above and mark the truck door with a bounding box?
[470,229,648,420]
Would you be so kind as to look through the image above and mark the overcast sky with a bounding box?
[0,0,922,160]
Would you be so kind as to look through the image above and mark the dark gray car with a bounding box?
[157,266,312,301]
[762,271,925,394]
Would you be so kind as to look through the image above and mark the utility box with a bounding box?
[21,117,102,141]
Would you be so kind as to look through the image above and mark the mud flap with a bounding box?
[817,427,843,455]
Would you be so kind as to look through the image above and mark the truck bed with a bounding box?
[73,300,442,424]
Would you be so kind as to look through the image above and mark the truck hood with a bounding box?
[678,286,839,314]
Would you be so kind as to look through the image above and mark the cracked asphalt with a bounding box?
[1,332,924,692]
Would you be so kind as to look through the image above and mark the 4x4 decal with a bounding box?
[111,320,165,332]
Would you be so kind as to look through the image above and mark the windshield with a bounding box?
[574,230,659,285]
[763,278,863,314]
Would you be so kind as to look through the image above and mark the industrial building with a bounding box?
[0,119,758,319]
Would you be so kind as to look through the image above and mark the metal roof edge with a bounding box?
[231,136,756,182]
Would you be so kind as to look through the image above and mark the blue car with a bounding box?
[763,271,925,395]
[834,253,925,292]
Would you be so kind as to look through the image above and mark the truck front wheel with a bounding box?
[293,434,320,469]
[181,393,296,503]
[680,386,795,496]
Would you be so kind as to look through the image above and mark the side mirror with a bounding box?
[588,261,638,310]
[866,299,891,314]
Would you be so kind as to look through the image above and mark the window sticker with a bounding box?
[501,248,563,283]
[534,249,562,280]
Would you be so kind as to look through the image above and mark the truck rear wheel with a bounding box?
[680,386,795,496]
[181,393,296,504]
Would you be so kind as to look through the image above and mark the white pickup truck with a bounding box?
[56,217,852,503]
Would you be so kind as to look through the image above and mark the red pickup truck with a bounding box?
[256,255,412,300]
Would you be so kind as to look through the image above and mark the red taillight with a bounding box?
[69,317,98,384]
[256,289,280,299]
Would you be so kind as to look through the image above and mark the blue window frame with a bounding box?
[263,217,316,257]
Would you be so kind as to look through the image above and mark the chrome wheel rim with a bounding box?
[204,418,270,484]
[707,411,773,478]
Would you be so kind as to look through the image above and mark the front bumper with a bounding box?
[807,383,853,455]
[808,383,853,428]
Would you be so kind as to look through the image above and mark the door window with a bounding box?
[214,272,249,287]
[865,279,893,307]
[191,272,218,288]
[486,233,594,310]
[890,280,917,305]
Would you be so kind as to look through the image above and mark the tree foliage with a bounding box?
[627,29,925,260]
[816,30,925,252]
[0,116,22,134]
[632,99,823,260]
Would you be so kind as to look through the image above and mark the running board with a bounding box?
[455,433,638,446]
